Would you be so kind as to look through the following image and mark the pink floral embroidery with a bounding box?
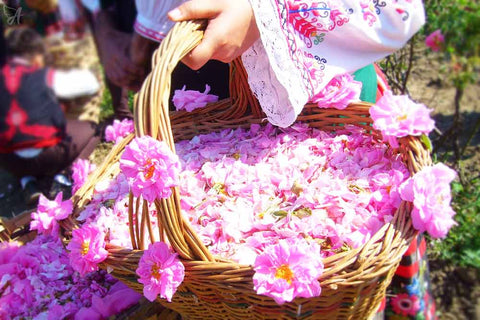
[287,2,321,38]
[287,1,350,37]
[360,0,377,26]
[391,293,421,316]
[324,6,350,31]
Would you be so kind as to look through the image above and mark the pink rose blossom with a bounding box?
[71,159,97,194]
[120,135,181,202]
[253,239,323,304]
[172,84,219,112]
[77,282,141,319]
[105,118,134,144]
[0,235,133,319]
[136,242,185,302]
[67,225,108,276]
[0,242,20,264]
[311,73,362,110]
[76,124,409,269]
[399,163,457,238]
[425,29,444,52]
[30,192,73,236]
[370,90,435,148]
[75,307,103,320]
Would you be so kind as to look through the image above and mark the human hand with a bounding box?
[168,0,260,70]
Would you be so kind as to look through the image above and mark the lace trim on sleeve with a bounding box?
[242,0,309,128]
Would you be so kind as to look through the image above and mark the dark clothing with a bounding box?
[17,0,63,36]
[81,4,133,119]
[0,22,6,67]
[0,62,102,179]
[95,0,230,102]
[100,0,137,33]
[0,64,65,153]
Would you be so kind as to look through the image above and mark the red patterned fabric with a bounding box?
[372,65,437,320]
[0,63,65,153]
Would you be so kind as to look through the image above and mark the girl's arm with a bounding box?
[170,0,425,127]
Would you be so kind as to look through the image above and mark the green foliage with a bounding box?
[424,0,480,89]
[377,38,418,95]
[99,87,114,121]
[429,177,480,269]
[99,88,135,121]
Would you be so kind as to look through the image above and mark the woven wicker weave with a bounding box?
[62,20,432,320]
[0,209,36,244]
[0,208,180,319]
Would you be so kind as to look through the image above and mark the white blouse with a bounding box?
[80,0,100,14]
[242,0,425,127]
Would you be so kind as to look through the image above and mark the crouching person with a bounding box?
[0,27,102,205]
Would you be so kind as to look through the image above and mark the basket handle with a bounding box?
[133,20,260,261]
[134,20,262,144]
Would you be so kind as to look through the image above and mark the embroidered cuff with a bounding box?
[134,14,173,43]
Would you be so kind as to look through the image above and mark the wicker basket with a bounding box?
[0,209,36,244]
[61,21,432,320]
[0,208,180,319]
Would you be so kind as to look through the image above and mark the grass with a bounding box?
[428,177,480,268]
[99,87,135,121]
[99,86,114,121]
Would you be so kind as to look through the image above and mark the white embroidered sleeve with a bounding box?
[80,0,100,13]
[134,0,185,42]
[242,0,425,127]
[58,0,82,23]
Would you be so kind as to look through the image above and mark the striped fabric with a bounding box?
[370,66,438,320]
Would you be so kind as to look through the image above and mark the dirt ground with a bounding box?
[1,46,479,319]
[406,52,480,320]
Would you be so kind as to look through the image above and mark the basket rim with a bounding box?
[60,21,430,311]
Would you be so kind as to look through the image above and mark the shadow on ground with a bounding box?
[0,169,30,219]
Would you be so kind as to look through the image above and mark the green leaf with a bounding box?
[272,210,289,219]
[420,134,433,152]
[451,181,464,193]
[292,207,312,219]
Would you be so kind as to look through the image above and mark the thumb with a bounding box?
[168,0,220,22]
